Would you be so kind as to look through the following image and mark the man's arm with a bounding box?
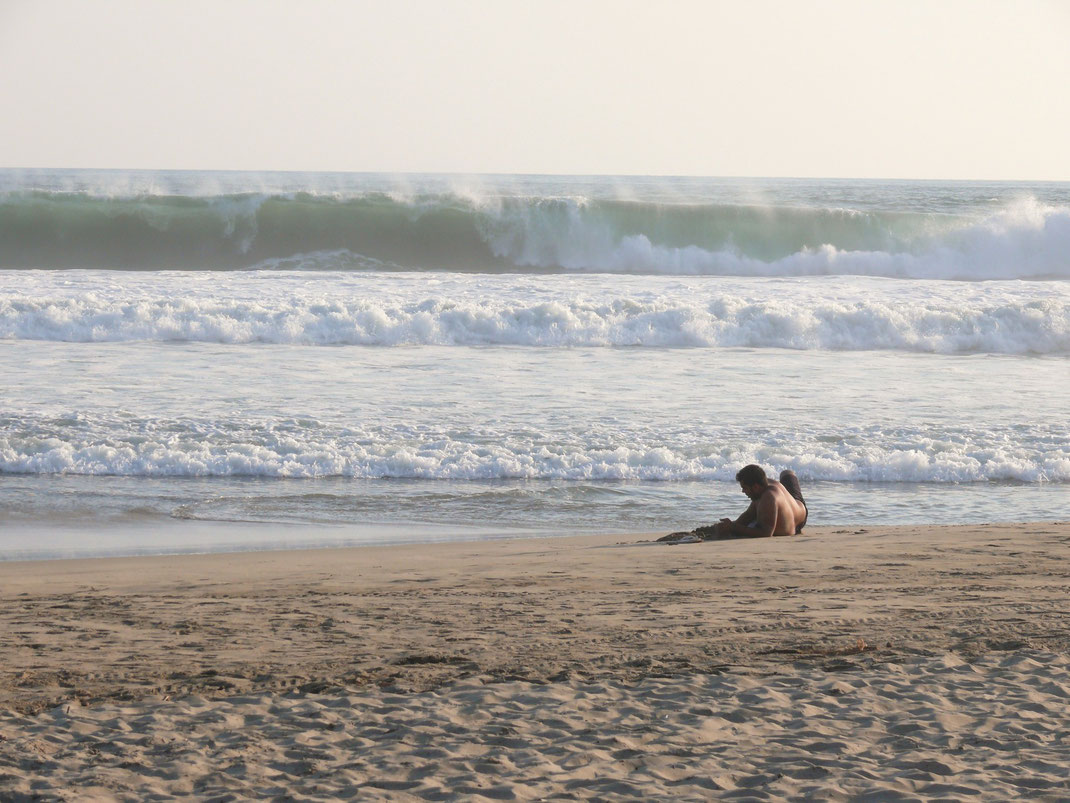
[734,500,757,526]
[721,493,777,538]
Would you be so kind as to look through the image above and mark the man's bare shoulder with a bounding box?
[764,480,789,497]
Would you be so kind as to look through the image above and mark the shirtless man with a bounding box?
[712,464,807,538]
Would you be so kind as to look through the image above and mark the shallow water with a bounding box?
[2,340,1066,557]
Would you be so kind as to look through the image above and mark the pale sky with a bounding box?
[2,0,1068,179]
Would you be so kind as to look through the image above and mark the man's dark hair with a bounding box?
[735,464,767,486]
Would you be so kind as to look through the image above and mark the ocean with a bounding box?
[1,169,1067,559]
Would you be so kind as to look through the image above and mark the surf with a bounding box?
[2,174,1069,279]
[3,271,1068,353]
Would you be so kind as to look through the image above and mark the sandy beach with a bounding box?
[2,522,1069,800]
[5,0,1069,798]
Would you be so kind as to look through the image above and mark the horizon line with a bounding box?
[3,166,1069,184]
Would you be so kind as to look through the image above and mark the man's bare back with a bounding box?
[746,480,806,535]
[712,466,808,539]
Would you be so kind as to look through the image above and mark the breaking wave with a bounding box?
[2,187,1069,279]
[2,415,1067,484]
[3,271,1067,353]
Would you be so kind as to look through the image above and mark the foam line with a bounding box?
[2,274,1066,353]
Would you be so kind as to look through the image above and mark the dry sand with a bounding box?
[1,522,1068,800]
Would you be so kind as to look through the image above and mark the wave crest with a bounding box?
[2,188,1069,278]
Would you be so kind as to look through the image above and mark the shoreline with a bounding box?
[2,510,1065,564]
[0,518,576,564]
[3,521,1069,799]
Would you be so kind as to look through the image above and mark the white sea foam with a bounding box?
[2,415,1066,483]
[2,271,1068,353]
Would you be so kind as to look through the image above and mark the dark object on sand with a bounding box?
[656,532,700,543]
[656,525,721,543]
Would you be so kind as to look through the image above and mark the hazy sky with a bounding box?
[2,0,1068,179]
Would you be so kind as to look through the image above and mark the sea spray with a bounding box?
[3,175,1069,278]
